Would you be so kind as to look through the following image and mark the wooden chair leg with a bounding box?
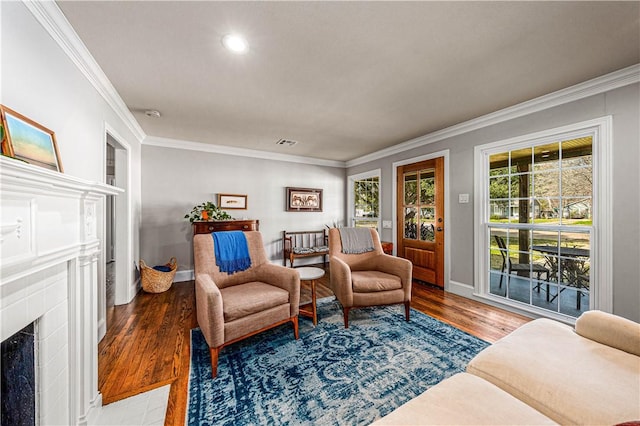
[292,316,299,340]
[404,301,411,322]
[343,307,350,328]
[209,347,220,379]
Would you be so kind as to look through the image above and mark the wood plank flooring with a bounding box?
[98,266,531,425]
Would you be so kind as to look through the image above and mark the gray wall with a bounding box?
[347,83,640,322]
[140,145,346,272]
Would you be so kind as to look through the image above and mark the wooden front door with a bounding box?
[397,157,445,287]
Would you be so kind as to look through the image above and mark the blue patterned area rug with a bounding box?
[186,298,489,425]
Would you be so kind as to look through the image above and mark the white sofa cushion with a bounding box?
[372,373,557,425]
[467,318,640,425]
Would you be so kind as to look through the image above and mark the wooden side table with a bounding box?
[296,267,325,325]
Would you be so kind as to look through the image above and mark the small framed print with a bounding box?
[218,194,248,210]
[286,187,323,212]
[0,105,63,172]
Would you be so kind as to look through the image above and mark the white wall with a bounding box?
[2,2,145,421]
[140,145,345,273]
[1,1,143,302]
[347,83,640,322]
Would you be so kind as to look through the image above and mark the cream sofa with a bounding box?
[374,310,640,425]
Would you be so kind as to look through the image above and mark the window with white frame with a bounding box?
[349,170,381,230]
[475,118,612,320]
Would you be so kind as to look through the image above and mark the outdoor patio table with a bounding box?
[531,245,590,309]
[531,245,590,258]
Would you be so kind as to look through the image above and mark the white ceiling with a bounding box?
[57,1,640,162]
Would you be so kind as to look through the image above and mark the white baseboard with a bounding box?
[81,392,103,426]
[446,280,538,321]
[97,318,106,342]
[174,269,194,283]
[446,280,475,298]
[127,276,141,302]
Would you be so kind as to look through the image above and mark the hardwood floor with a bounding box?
[98,266,530,425]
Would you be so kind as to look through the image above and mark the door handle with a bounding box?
[437,227,443,232]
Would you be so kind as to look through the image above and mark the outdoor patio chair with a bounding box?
[494,235,550,295]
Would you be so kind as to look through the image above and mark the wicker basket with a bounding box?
[140,257,177,293]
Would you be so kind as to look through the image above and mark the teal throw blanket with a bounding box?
[213,231,251,274]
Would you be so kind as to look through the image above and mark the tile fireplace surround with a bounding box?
[0,156,120,425]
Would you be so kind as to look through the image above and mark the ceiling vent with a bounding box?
[276,139,298,147]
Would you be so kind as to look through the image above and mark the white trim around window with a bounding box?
[348,169,382,231]
[473,117,613,322]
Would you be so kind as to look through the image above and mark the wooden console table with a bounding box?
[192,219,259,235]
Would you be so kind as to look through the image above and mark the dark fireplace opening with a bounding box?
[1,322,36,426]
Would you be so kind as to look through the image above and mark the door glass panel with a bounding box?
[510,147,532,171]
[561,137,592,169]
[533,197,560,225]
[489,200,509,223]
[404,207,418,239]
[489,152,510,176]
[562,198,592,225]
[489,175,509,200]
[420,169,435,205]
[510,173,531,199]
[533,171,560,198]
[562,168,592,198]
[533,142,560,171]
[420,207,435,242]
[404,173,417,205]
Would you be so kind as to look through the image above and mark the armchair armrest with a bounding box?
[575,310,640,356]
[376,254,412,280]
[376,254,413,300]
[253,263,300,316]
[195,273,225,348]
[330,256,353,306]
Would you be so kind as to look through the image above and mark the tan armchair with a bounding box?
[328,228,412,328]
[193,231,300,378]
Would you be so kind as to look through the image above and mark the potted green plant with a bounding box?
[184,201,232,222]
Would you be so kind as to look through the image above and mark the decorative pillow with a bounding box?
[293,247,315,254]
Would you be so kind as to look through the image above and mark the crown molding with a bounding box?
[143,136,346,168]
[346,63,640,168]
[20,0,638,167]
[22,0,146,143]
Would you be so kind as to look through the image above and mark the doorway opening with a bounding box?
[105,143,116,311]
[100,129,131,341]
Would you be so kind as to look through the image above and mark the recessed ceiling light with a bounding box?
[222,34,248,54]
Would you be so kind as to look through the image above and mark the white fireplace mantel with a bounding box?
[1,156,122,425]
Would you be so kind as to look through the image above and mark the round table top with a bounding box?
[296,266,325,281]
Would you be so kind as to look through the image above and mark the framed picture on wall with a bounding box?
[0,105,64,172]
[286,187,323,212]
[218,193,248,210]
